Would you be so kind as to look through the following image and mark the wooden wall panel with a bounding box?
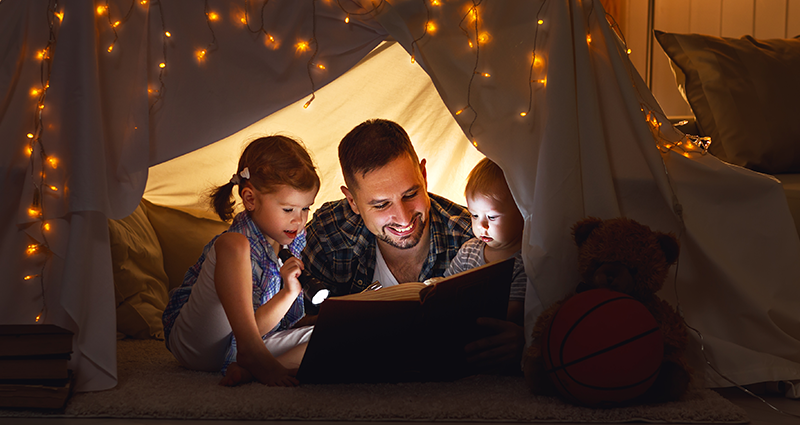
[755,0,788,38]
[788,0,800,36]
[721,0,755,36]
[624,0,798,117]
[689,0,722,35]
[625,0,649,80]
[652,0,692,117]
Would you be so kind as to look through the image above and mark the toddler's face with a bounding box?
[467,192,524,252]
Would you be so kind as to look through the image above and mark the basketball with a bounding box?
[541,288,663,407]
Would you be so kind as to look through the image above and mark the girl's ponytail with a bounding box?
[210,181,237,222]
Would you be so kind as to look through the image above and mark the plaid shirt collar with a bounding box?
[304,193,473,294]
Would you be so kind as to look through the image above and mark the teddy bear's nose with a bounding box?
[592,262,635,294]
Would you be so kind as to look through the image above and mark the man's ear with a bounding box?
[341,185,360,215]
[241,185,256,212]
[419,158,428,188]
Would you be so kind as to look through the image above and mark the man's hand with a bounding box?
[465,317,525,374]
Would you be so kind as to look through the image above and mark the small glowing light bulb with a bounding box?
[455,109,463,116]
[24,274,37,281]
[43,222,51,231]
[316,64,326,70]
[25,146,33,156]
[240,17,247,24]
[165,31,171,37]
[97,5,107,15]
[268,34,275,42]
[478,32,490,44]
[159,62,166,68]
[27,207,40,217]
[426,22,437,33]
[107,45,114,53]
[303,100,312,109]
[27,133,35,139]
[295,41,310,53]
[208,12,219,21]
[47,157,58,168]
[410,54,415,64]
[49,185,58,191]
[472,140,478,147]
[55,11,64,22]
[627,48,632,54]
[113,21,120,28]
[481,72,490,77]
[196,49,207,60]
[586,34,592,44]
[345,14,350,24]
[38,104,44,110]
[431,0,441,5]
[537,19,544,25]
[537,78,547,84]
[31,88,40,96]
[36,50,46,60]
[520,112,527,117]
[468,40,474,48]
[140,0,148,5]
[27,244,39,255]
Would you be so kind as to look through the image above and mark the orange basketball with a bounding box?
[542,288,663,407]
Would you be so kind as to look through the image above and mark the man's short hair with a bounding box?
[339,119,420,188]
[465,158,510,201]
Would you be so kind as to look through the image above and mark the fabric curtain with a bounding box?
[2,0,799,392]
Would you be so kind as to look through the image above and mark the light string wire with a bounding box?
[151,0,167,111]
[409,0,431,64]
[456,0,484,144]
[26,0,62,323]
[600,0,799,415]
[336,0,386,25]
[243,0,270,36]
[302,0,320,109]
[104,0,135,53]
[202,0,219,57]
[523,0,548,117]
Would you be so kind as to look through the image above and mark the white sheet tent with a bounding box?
[2,0,800,393]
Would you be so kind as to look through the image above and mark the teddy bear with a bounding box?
[523,217,691,404]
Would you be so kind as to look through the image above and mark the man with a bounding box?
[303,118,523,372]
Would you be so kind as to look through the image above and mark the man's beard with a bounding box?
[377,213,427,250]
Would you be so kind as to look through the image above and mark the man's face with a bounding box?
[342,154,431,250]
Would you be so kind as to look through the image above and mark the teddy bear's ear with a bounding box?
[657,233,680,265]
[572,217,603,247]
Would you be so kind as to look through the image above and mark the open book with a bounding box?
[296,257,515,384]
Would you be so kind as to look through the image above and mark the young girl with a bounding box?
[162,136,320,387]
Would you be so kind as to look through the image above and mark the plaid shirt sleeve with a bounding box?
[421,194,474,281]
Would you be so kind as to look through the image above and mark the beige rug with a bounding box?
[2,339,748,422]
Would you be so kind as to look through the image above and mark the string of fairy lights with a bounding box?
[19,1,706,319]
[22,0,64,323]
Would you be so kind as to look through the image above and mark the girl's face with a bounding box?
[245,184,318,246]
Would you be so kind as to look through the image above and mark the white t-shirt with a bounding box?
[371,241,400,288]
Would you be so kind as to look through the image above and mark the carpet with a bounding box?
[1,339,748,422]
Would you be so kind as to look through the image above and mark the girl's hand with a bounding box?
[279,256,304,295]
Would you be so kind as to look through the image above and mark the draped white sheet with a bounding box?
[1,0,799,392]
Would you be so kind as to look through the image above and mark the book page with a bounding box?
[333,282,428,302]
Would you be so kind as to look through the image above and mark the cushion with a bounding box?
[108,202,169,340]
[655,31,800,174]
[141,199,229,291]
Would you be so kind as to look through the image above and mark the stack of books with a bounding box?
[0,324,74,410]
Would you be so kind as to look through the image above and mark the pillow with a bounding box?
[655,31,800,174]
[141,199,229,291]
[108,202,169,340]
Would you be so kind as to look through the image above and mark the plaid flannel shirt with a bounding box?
[302,193,473,295]
[162,210,305,374]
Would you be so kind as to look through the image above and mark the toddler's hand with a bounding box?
[279,256,304,295]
